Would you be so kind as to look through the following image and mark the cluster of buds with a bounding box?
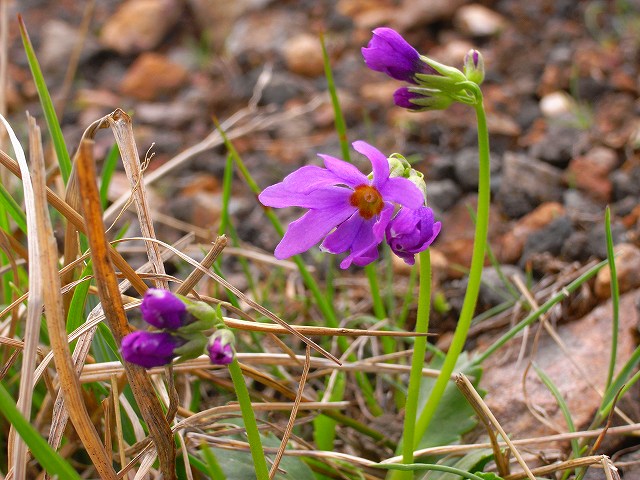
[121,289,235,369]
[362,27,484,111]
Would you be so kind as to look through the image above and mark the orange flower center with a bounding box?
[350,185,384,220]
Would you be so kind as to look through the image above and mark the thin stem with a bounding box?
[412,97,490,447]
[398,250,431,479]
[228,358,270,480]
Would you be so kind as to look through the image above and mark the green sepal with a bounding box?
[173,333,209,363]
[177,296,217,333]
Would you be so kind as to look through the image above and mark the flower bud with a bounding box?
[121,331,181,368]
[386,206,441,265]
[393,87,453,112]
[140,288,188,330]
[361,27,439,84]
[387,153,427,202]
[207,330,235,365]
[463,49,485,85]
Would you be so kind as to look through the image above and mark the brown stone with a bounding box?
[100,0,181,55]
[496,202,565,264]
[283,33,325,77]
[120,53,188,101]
[595,243,640,299]
[567,146,618,203]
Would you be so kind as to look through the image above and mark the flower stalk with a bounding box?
[227,358,270,480]
[399,249,431,478]
[412,91,490,449]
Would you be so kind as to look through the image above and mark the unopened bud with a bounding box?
[463,49,484,85]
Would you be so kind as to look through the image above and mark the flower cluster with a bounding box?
[362,27,484,111]
[121,289,235,368]
[259,141,440,267]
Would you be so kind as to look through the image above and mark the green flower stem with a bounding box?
[398,250,431,479]
[228,358,270,480]
[412,95,490,449]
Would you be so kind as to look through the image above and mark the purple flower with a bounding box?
[362,27,438,83]
[207,334,234,365]
[121,331,181,368]
[386,206,441,265]
[258,141,425,269]
[140,288,187,330]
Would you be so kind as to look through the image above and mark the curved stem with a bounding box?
[412,97,490,447]
[228,358,270,480]
[396,250,431,480]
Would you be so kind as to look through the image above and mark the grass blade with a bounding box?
[604,206,619,390]
[0,382,82,480]
[18,15,72,183]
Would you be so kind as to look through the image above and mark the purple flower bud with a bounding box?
[140,288,187,330]
[386,207,441,265]
[362,28,438,83]
[393,87,423,111]
[393,87,453,111]
[463,49,485,85]
[207,331,235,365]
[121,330,180,368]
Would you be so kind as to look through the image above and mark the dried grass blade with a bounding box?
[269,346,311,478]
[28,115,118,480]
[106,109,168,289]
[0,149,148,294]
[76,138,176,478]
[0,113,42,480]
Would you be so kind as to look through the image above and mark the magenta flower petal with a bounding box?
[121,331,180,368]
[321,212,364,254]
[140,288,187,330]
[352,141,389,187]
[361,27,437,83]
[339,219,379,269]
[378,176,425,209]
[372,203,395,241]
[318,154,369,187]
[259,184,352,209]
[274,205,356,259]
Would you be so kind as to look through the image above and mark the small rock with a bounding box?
[566,146,618,203]
[100,0,181,55]
[539,91,574,118]
[427,179,462,212]
[283,33,325,77]
[120,53,188,101]
[585,221,628,259]
[497,152,564,218]
[520,216,574,266]
[40,20,98,74]
[595,243,640,299]
[563,189,603,221]
[479,265,525,306]
[528,124,587,168]
[611,165,640,201]
[496,202,565,264]
[454,148,501,192]
[453,4,507,37]
[560,230,590,262]
[226,10,306,64]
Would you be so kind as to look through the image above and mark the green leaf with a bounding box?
[417,353,482,451]
[210,425,315,480]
